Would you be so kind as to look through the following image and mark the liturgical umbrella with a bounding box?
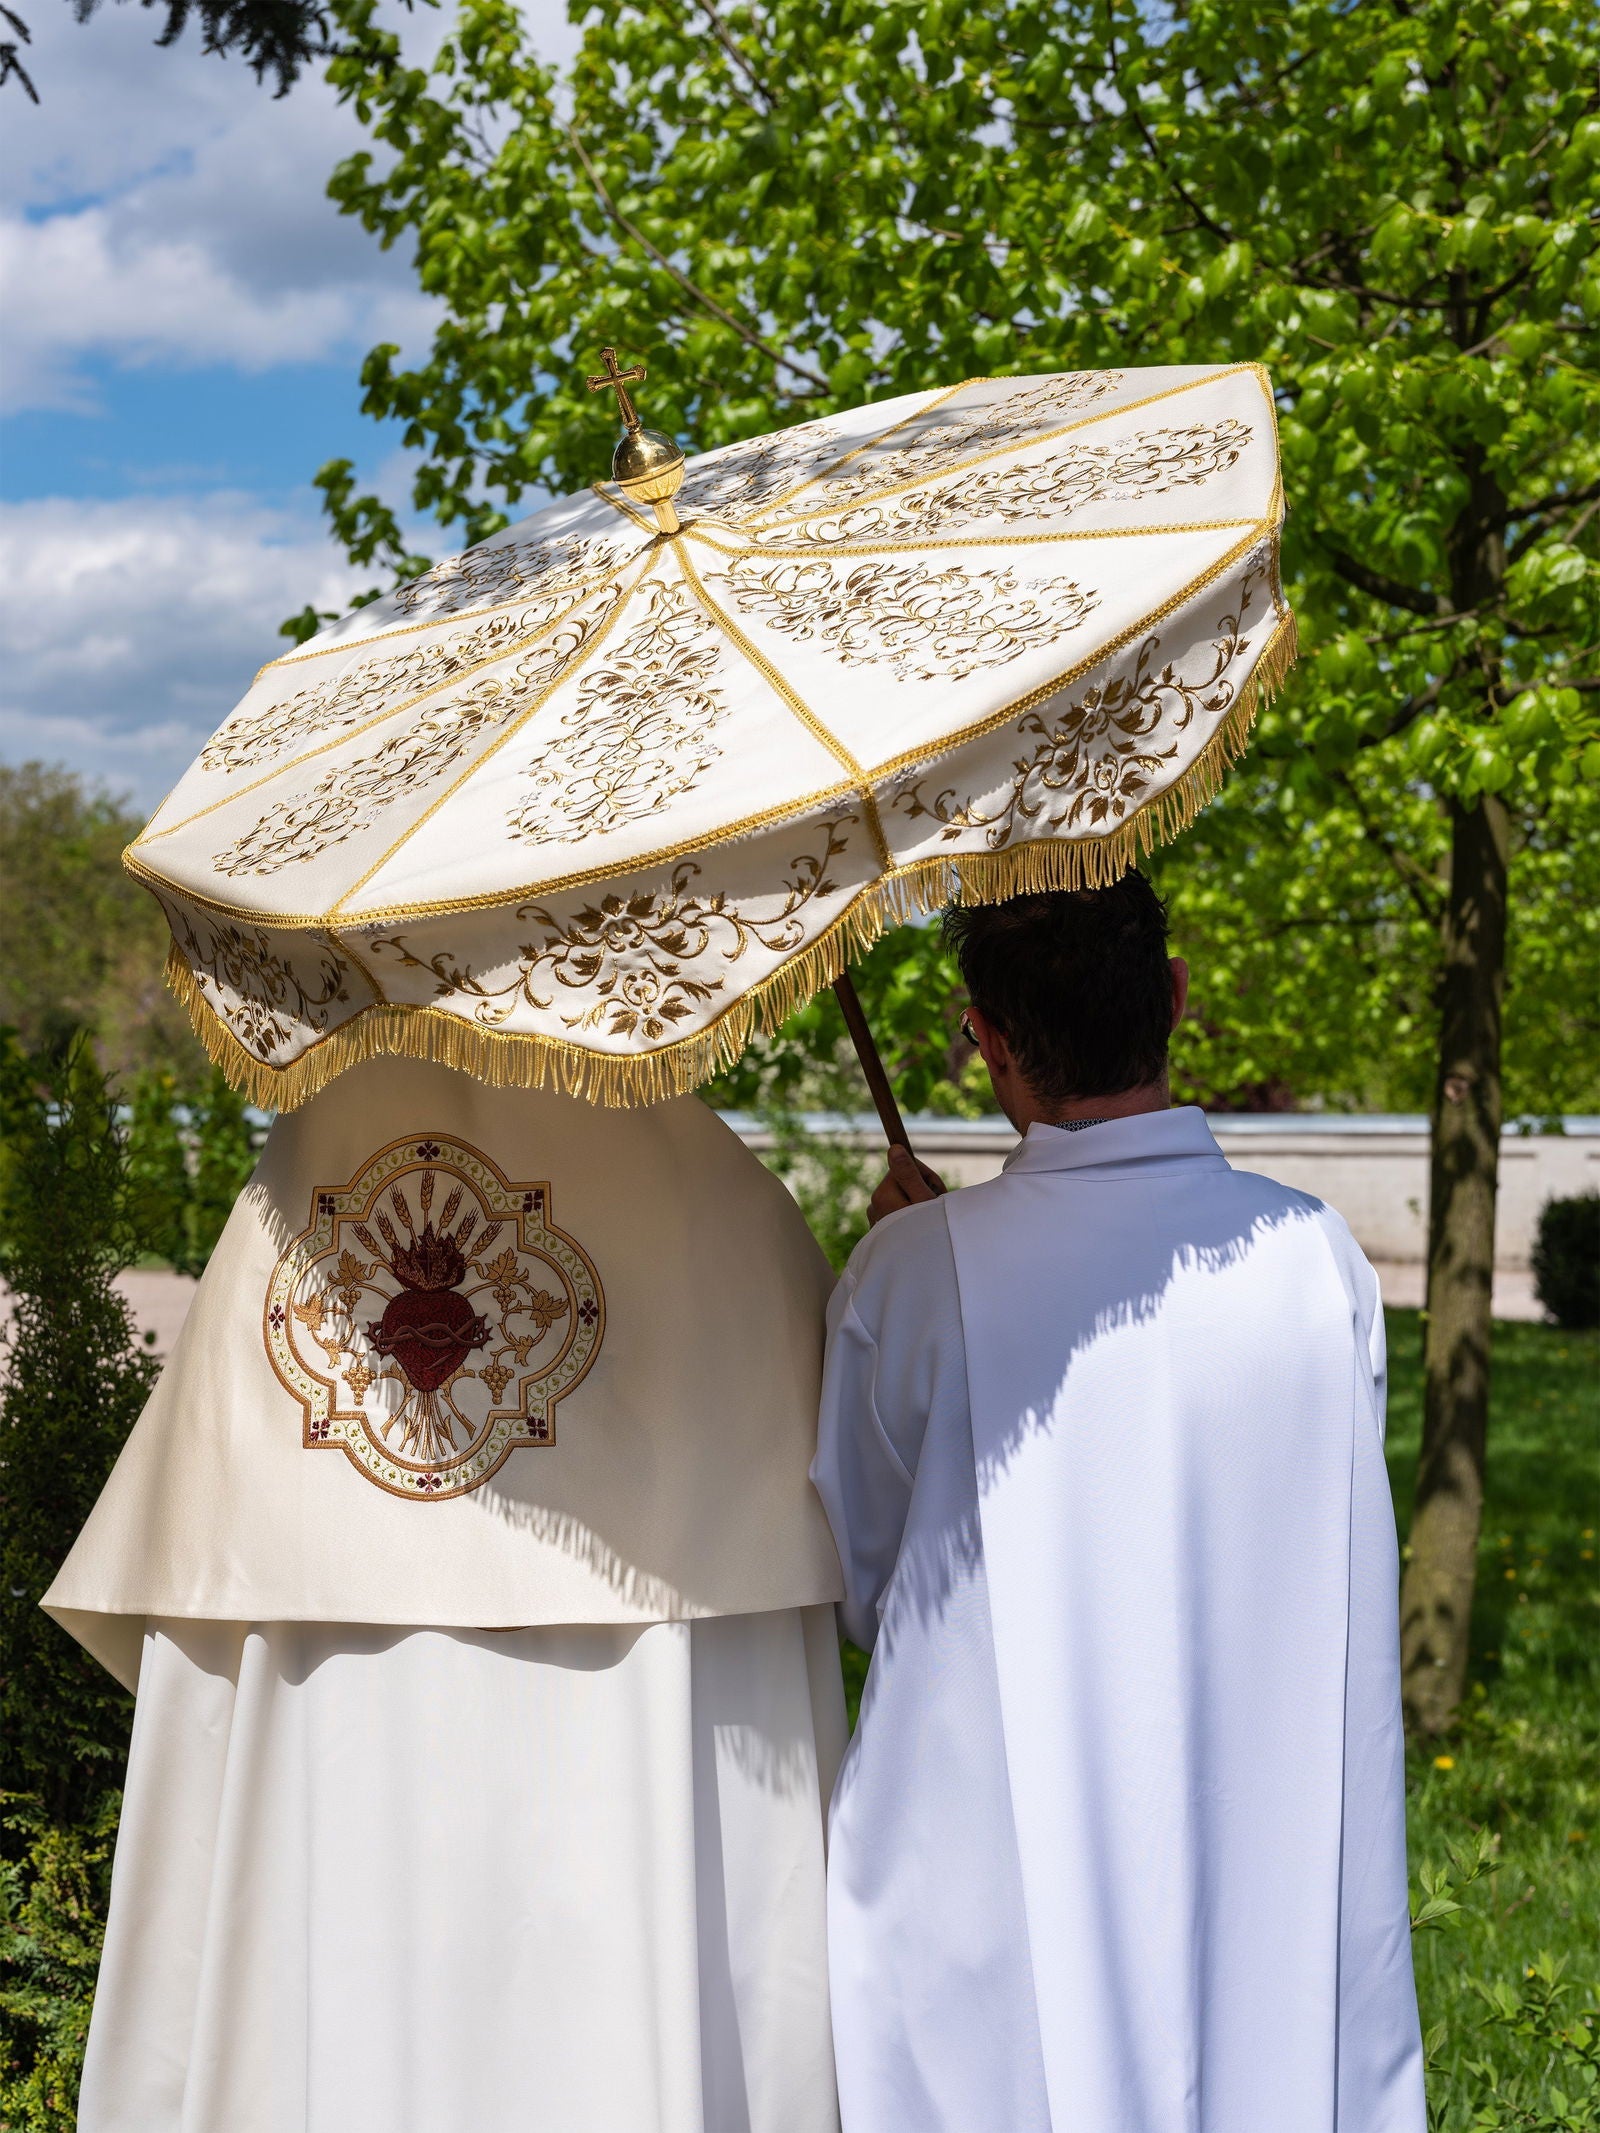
[126,353,1293,1137]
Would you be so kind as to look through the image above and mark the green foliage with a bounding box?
[0,1036,154,1818]
[0,764,204,1092]
[1390,1314,1600,2127]
[125,1067,262,1276]
[0,1797,118,2130]
[309,0,1599,1116]
[0,1036,156,2122]
[1530,1193,1600,1330]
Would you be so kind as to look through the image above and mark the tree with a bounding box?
[315,0,1599,1731]
[0,765,205,1092]
[0,1035,156,1823]
[2,0,328,102]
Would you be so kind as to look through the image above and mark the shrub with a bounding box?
[0,1033,157,2122]
[1531,1193,1600,1330]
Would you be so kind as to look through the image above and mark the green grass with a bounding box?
[1388,1310,1600,2129]
[840,1309,1600,2128]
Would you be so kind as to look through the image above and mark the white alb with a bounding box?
[813,1106,1426,2133]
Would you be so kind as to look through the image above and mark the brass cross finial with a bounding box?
[583,345,686,535]
[586,347,647,432]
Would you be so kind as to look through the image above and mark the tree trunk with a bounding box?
[1399,790,1509,1735]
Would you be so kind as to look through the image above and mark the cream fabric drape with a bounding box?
[79,1609,846,2133]
[45,1058,843,1689]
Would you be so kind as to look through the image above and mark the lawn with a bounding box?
[840,1309,1600,2130]
[1389,1311,1600,2129]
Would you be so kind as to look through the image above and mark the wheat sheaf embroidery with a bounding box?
[264,1135,604,1499]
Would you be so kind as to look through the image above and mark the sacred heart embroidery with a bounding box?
[264,1134,604,1499]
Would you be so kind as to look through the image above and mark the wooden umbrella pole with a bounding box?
[832,972,911,1152]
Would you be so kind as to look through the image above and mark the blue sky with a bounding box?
[0,0,576,810]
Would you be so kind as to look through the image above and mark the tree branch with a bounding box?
[1104,3,1234,246]
[1495,477,1600,530]
[1334,771,1445,929]
[565,126,830,393]
[1318,540,1442,617]
[691,0,775,113]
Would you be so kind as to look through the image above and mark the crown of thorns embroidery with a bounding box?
[355,1173,499,1406]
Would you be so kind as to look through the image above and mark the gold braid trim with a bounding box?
[165,608,1296,1112]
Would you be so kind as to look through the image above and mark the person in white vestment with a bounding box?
[813,874,1426,2133]
[45,1056,846,2133]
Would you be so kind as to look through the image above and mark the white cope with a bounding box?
[813,1106,1426,2133]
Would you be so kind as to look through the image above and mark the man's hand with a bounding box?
[868,1145,948,1227]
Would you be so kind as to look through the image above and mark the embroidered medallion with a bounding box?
[264,1134,604,1498]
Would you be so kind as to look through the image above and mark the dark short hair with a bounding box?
[942,873,1174,1102]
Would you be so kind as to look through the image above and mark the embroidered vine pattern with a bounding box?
[202,592,598,777]
[892,564,1269,844]
[759,372,1126,520]
[368,816,855,1045]
[173,909,351,1061]
[707,556,1100,682]
[757,420,1252,546]
[506,578,727,849]
[265,1138,604,1498]
[678,419,848,522]
[211,594,622,877]
[390,533,634,621]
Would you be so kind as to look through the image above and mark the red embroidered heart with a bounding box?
[369,1285,490,1393]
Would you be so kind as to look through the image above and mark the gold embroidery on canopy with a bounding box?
[749,365,1264,530]
[507,577,728,850]
[325,546,660,917]
[123,513,1277,933]
[265,1136,604,1499]
[893,560,1273,845]
[368,814,858,1048]
[211,590,628,878]
[161,601,1296,1113]
[749,419,1253,548]
[704,554,1100,684]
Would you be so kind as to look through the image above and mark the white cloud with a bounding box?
[0,0,577,411]
[0,493,372,807]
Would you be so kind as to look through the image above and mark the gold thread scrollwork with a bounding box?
[892,562,1270,844]
[202,595,588,776]
[507,578,727,849]
[769,372,1126,518]
[757,419,1252,547]
[391,533,634,621]
[212,591,624,877]
[678,419,849,522]
[171,908,352,1063]
[368,816,855,1045]
[706,556,1100,683]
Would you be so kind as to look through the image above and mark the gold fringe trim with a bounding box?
[166,610,1297,1113]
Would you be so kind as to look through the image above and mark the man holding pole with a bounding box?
[813,873,1426,2132]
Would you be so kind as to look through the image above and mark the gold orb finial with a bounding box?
[585,346,685,534]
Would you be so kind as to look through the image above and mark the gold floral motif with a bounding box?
[391,533,633,620]
[212,595,621,877]
[706,556,1100,682]
[678,419,848,522]
[369,816,854,1045]
[507,579,726,848]
[172,907,351,1063]
[893,563,1269,844]
[202,591,598,776]
[769,372,1126,517]
[757,419,1251,546]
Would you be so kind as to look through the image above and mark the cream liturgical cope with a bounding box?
[47,1058,847,2133]
[813,1109,1426,2133]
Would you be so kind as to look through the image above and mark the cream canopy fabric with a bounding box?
[128,362,1293,1109]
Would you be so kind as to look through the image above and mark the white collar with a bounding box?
[999,1105,1227,1178]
